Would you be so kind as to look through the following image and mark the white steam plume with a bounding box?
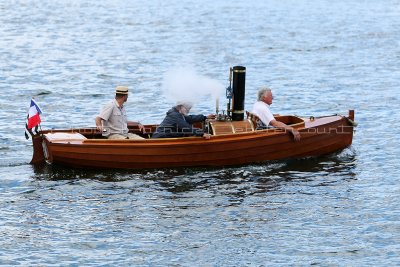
[161,66,225,105]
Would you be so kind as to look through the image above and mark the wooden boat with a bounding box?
[29,110,356,169]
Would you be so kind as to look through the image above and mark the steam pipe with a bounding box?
[226,67,233,118]
[231,66,246,121]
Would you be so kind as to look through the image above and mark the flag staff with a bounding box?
[25,97,43,139]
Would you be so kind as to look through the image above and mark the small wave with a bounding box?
[97,74,113,79]
[0,159,30,168]
[37,91,52,96]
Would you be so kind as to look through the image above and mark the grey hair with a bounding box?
[175,101,193,111]
[257,87,272,101]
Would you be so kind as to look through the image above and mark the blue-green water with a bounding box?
[1,0,399,265]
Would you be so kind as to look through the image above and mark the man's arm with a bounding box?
[173,115,204,136]
[96,102,113,132]
[270,120,301,141]
[95,116,103,131]
[184,114,207,124]
[128,121,145,132]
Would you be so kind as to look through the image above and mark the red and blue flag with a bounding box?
[27,99,42,129]
[25,99,43,139]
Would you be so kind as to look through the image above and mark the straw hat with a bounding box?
[116,86,129,95]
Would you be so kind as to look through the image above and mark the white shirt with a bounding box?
[98,99,128,136]
[251,101,275,126]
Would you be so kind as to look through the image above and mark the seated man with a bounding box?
[95,86,144,140]
[152,101,215,139]
[252,87,300,141]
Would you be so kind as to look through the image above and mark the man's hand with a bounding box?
[207,114,216,120]
[291,129,301,141]
[203,133,212,139]
[95,117,103,132]
[138,123,145,133]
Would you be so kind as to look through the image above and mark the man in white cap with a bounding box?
[95,86,144,140]
[152,101,215,139]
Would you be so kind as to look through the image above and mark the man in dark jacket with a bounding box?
[152,101,215,138]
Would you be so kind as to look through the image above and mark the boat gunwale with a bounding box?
[45,115,349,148]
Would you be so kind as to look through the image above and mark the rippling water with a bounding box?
[1,0,399,265]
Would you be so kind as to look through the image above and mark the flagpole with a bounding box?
[26,96,44,138]
[25,99,33,140]
[38,123,43,136]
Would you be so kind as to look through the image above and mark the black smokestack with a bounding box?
[231,66,246,121]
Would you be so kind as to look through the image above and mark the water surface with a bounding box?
[1,0,399,265]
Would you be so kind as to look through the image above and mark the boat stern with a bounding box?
[30,134,46,165]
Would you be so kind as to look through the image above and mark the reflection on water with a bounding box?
[31,148,357,191]
[15,149,361,266]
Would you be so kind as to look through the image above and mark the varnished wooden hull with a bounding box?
[32,112,355,169]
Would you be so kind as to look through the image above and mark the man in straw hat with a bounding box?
[152,101,215,139]
[95,86,144,140]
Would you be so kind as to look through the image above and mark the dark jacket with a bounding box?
[152,107,207,138]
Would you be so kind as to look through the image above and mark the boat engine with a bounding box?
[210,66,254,135]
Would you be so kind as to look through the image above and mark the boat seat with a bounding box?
[44,132,87,143]
[246,111,260,129]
